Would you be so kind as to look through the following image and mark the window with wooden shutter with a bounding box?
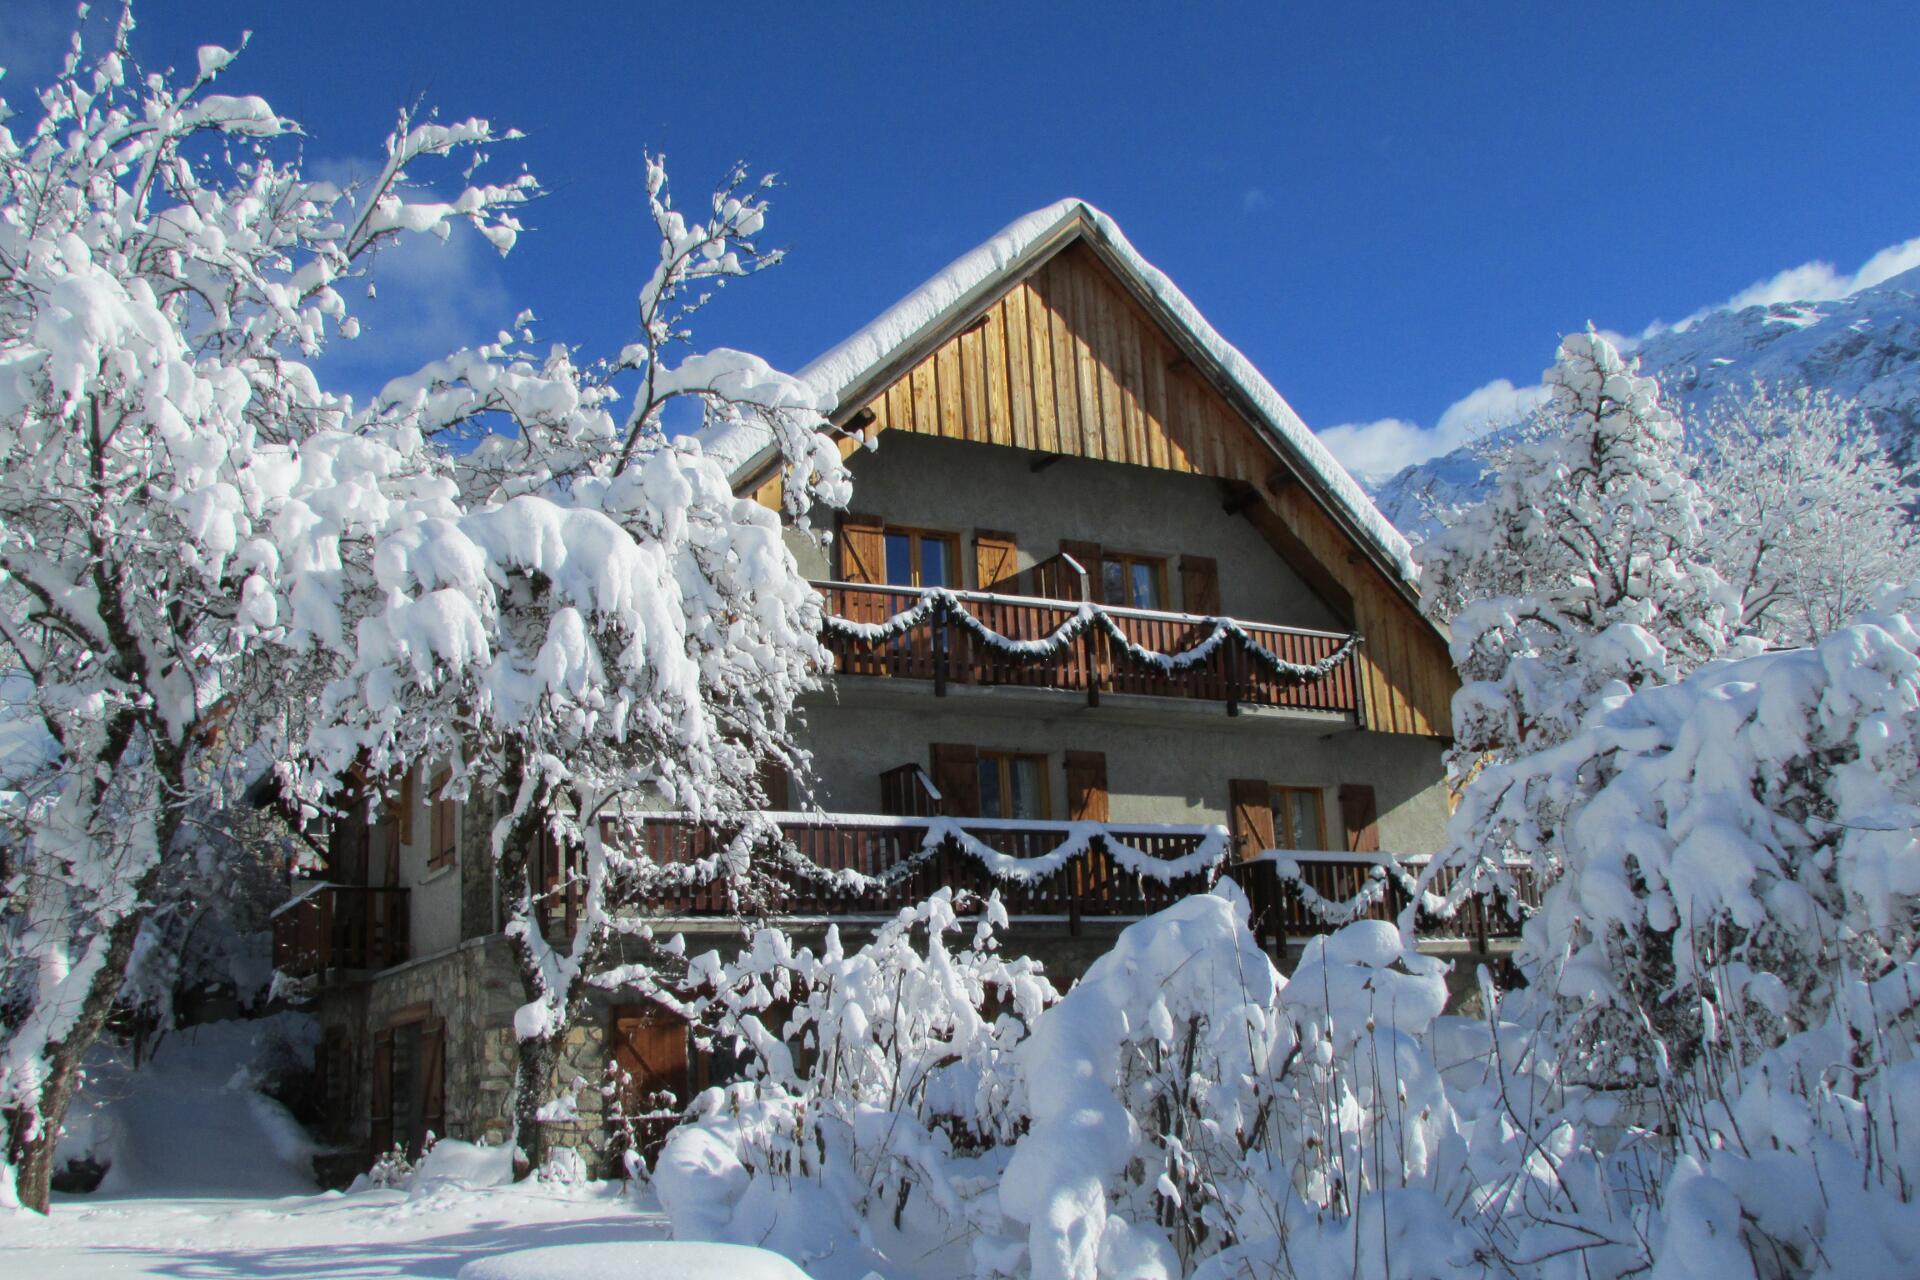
[1064,751,1109,822]
[929,743,981,818]
[1338,784,1380,854]
[1179,554,1221,617]
[1229,778,1277,861]
[973,529,1019,593]
[977,751,1050,820]
[836,512,886,584]
[882,526,960,588]
[370,1029,394,1157]
[1271,787,1327,850]
[1100,551,1169,610]
[1059,540,1104,603]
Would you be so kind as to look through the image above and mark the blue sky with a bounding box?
[5,2,1917,480]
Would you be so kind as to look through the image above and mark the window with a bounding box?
[1271,787,1326,851]
[883,527,959,588]
[1101,552,1167,609]
[977,751,1049,820]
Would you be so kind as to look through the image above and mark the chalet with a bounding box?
[276,200,1516,1181]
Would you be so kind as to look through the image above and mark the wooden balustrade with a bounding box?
[635,814,1535,943]
[818,582,1360,717]
[271,885,411,978]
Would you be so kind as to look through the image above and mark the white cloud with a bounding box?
[1649,233,1920,336]
[1318,377,1547,485]
[305,155,514,402]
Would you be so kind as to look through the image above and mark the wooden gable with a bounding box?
[755,236,1457,738]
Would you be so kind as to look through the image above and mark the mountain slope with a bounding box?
[1370,265,1920,542]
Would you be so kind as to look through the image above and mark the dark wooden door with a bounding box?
[609,1004,690,1169]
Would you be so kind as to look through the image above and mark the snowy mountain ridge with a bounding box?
[1370,263,1920,542]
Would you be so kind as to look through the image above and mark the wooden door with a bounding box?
[609,1004,690,1168]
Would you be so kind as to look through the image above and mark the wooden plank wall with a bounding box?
[768,239,1455,737]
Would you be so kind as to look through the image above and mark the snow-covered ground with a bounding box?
[2,1182,676,1279]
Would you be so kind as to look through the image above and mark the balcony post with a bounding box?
[932,595,948,698]
[1225,631,1242,717]
[1084,623,1100,708]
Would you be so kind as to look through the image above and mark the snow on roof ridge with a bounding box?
[745,199,1418,587]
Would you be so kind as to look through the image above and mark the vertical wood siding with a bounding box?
[788,240,1454,736]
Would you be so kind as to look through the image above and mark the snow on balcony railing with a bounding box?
[631,811,1530,941]
[814,581,1363,716]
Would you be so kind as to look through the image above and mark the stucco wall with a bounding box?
[794,692,1450,854]
[790,432,1344,632]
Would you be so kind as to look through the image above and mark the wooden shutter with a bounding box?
[1339,784,1380,854]
[758,759,791,811]
[836,512,886,584]
[974,529,1019,593]
[329,800,370,885]
[1060,540,1104,603]
[929,743,981,818]
[1065,751,1110,822]
[1229,779,1277,862]
[1179,554,1221,617]
[421,1016,447,1144]
[370,1029,394,1156]
[397,769,416,845]
[429,775,457,871]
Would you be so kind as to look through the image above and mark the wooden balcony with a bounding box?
[817,581,1363,717]
[271,884,411,979]
[636,813,1536,943]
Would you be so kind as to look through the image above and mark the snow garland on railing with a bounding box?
[1252,849,1537,929]
[630,811,1233,902]
[877,818,1231,889]
[821,589,1361,684]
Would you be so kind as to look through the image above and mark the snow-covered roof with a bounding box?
[718,199,1420,590]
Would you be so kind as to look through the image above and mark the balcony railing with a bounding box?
[636,813,1536,942]
[817,582,1363,717]
[271,884,411,978]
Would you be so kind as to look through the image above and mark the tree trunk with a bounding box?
[4,893,151,1212]
[493,749,578,1181]
[5,743,184,1213]
[512,1034,560,1178]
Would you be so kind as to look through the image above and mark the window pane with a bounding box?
[1289,792,1320,849]
[1008,757,1044,819]
[920,536,952,588]
[1102,559,1127,605]
[884,531,913,586]
[1131,561,1160,610]
[978,759,1003,819]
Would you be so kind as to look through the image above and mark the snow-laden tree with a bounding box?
[0,10,533,1210]
[1420,330,1732,761]
[1693,382,1919,646]
[1414,332,1732,924]
[298,157,851,1174]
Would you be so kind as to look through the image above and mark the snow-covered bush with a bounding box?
[658,888,1517,1280]
[654,890,1054,1272]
